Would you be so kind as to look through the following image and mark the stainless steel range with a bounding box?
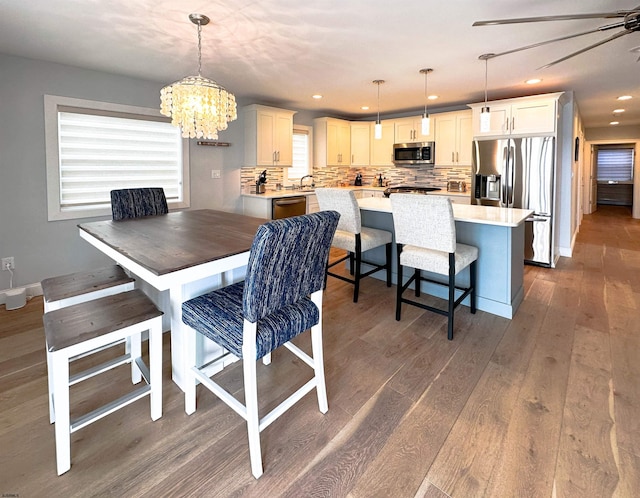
[383,185,442,197]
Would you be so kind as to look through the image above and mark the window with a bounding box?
[596,145,634,182]
[44,95,189,221]
[283,126,312,183]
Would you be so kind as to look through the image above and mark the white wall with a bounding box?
[0,54,245,291]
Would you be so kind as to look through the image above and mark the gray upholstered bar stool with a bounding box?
[44,289,163,475]
[390,194,478,340]
[315,188,392,302]
[41,265,136,424]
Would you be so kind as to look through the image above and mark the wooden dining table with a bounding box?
[78,209,266,391]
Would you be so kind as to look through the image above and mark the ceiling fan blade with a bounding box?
[489,23,625,58]
[473,11,636,26]
[538,30,631,69]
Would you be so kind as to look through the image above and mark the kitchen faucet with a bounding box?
[300,175,314,189]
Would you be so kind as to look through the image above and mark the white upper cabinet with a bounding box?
[350,122,371,167]
[469,93,562,138]
[244,104,296,167]
[434,110,473,167]
[370,120,395,166]
[393,115,434,143]
[314,117,351,167]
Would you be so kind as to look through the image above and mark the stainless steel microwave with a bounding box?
[392,142,435,166]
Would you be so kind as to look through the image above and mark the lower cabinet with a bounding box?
[432,193,471,205]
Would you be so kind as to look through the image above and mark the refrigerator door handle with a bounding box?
[501,146,509,205]
[509,145,516,207]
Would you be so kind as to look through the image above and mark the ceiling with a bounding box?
[1,0,638,128]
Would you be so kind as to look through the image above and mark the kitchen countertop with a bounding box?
[241,186,470,199]
[358,196,532,227]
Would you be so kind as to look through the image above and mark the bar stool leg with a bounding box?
[128,332,142,384]
[52,351,71,475]
[149,321,162,421]
[47,347,56,424]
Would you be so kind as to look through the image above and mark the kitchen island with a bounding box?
[357,196,532,319]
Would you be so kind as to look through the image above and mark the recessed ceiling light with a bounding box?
[312,94,322,99]
[428,95,438,100]
[617,95,632,101]
[610,121,620,125]
[525,78,542,84]
[361,106,370,110]
[613,108,625,113]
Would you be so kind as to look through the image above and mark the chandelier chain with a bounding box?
[197,21,203,76]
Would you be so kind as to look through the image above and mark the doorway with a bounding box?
[585,140,640,219]
[594,144,634,207]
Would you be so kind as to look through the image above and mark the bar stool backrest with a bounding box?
[390,194,456,253]
[315,188,361,235]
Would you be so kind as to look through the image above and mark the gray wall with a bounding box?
[0,54,246,290]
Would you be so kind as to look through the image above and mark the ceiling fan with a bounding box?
[473,7,640,68]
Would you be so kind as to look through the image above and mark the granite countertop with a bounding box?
[357,196,532,227]
[241,185,471,199]
[241,186,387,199]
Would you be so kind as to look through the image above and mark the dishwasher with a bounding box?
[272,196,307,219]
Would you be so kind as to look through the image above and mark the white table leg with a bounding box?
[170,284,187,391]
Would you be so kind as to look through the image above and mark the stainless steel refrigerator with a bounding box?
[471,137,555,266]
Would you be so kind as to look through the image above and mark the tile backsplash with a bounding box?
[241,165,471,191]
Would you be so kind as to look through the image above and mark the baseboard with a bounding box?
[0,282,43,306]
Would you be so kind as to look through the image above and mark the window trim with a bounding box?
[44,94,190,221]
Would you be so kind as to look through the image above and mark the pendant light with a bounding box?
[419,68,433,136]
[478,54,494,133]
[373,80,385,140]
[160,14,237,139]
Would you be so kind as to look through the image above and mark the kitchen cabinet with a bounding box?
[360,189,385,198]
[350,122,371,166]
[393,115,434,143]
[469,93,562,138]
[244,104,296,167]
[314,117,351,167]
[431,192,471,205]
[370,120,395,166]
[434,110,473,167]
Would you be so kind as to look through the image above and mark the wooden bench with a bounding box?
[42,265,135,312]
[41,265,136,423]
[44,289,163,475]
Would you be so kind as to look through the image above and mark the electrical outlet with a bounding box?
[1,257,15,271]
[211,169,221,179]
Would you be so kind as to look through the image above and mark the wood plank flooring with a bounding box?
[1,205,639,497]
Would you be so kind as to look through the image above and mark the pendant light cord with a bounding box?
[424,71,428,116]
[376,81,380,123]
[484,57,488,106]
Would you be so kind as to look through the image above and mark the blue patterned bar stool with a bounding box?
[181,211,339,479]
[41,265,135,424]
[110,187,168,221]
[315,188,392,302]
[390,194,478,340]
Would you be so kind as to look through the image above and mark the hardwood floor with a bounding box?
[1,205,639,497]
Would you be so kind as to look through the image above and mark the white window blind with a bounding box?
[596,146,634,182]
[287,128,310,180]
[57,112,183,210]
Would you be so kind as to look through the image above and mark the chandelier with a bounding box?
[160,14,237,139]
